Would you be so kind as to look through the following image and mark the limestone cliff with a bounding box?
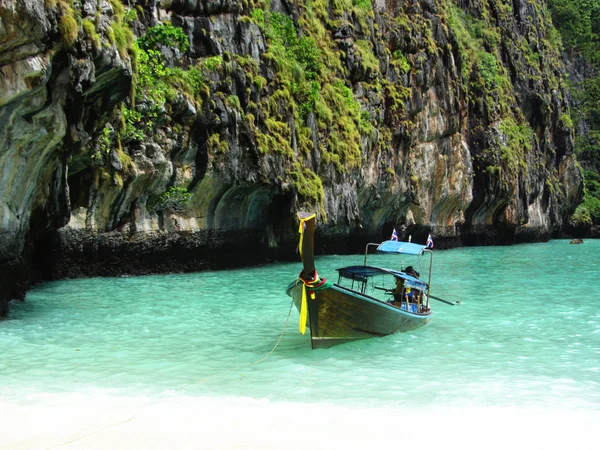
[0,0,583,316]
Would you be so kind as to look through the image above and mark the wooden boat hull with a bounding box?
[286,280,432,349]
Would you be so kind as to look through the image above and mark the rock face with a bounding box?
[0,0,584,316]
[0,0,132,314]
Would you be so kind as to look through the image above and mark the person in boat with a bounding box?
[391,277,404,306]
[402,266,422,311]
[390,266,421,309]
[404,266,419,278]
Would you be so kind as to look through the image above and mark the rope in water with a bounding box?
[253,297,295,364]
[256,276,332,362]
[195,297,297,386]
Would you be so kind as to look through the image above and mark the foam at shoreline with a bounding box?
[2,393,599,450]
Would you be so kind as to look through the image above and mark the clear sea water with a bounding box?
[1,239,599,412]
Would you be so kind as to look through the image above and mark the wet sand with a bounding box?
[1,395,598,449]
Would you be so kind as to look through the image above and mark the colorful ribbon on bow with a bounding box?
[298,270,330,335]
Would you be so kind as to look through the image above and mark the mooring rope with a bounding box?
[253,297,295,364]
[194,296,296,386]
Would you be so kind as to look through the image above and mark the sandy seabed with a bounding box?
[1,394,598,450]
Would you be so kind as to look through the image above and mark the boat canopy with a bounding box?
[337,265,428,290]
[376,240,428,255]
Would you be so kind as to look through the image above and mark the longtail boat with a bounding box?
[285,212,434,349]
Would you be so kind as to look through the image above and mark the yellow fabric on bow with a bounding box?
[299,283,317,335]
[297,212,317,335]
[297,213,316,258]
[300,284,308,334]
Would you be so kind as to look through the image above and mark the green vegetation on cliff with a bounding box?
[40,0,581,229]
[548,0,600,62]
[444,1,542,196]
[549,0,600,225]
[148,187,192,213]
[254,8,372,179]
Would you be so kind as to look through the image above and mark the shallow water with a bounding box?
[1,239,599,411]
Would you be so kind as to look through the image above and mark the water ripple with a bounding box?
[1,240,600,411]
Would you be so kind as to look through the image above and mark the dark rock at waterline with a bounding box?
[29,223,563,280]
[3,220,594,318]
[561,223,600,239]
[0,258,28,319]
[30,229,298,280]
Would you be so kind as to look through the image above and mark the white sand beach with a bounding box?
[1,394,598,450]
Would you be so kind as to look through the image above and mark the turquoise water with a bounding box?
[1,240,599,411]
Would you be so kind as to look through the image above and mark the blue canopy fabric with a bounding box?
[376,240,427,255]
[336,265,428,290]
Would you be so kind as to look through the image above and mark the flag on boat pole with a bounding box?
[391,228,398,241]
[426,234,434,249]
